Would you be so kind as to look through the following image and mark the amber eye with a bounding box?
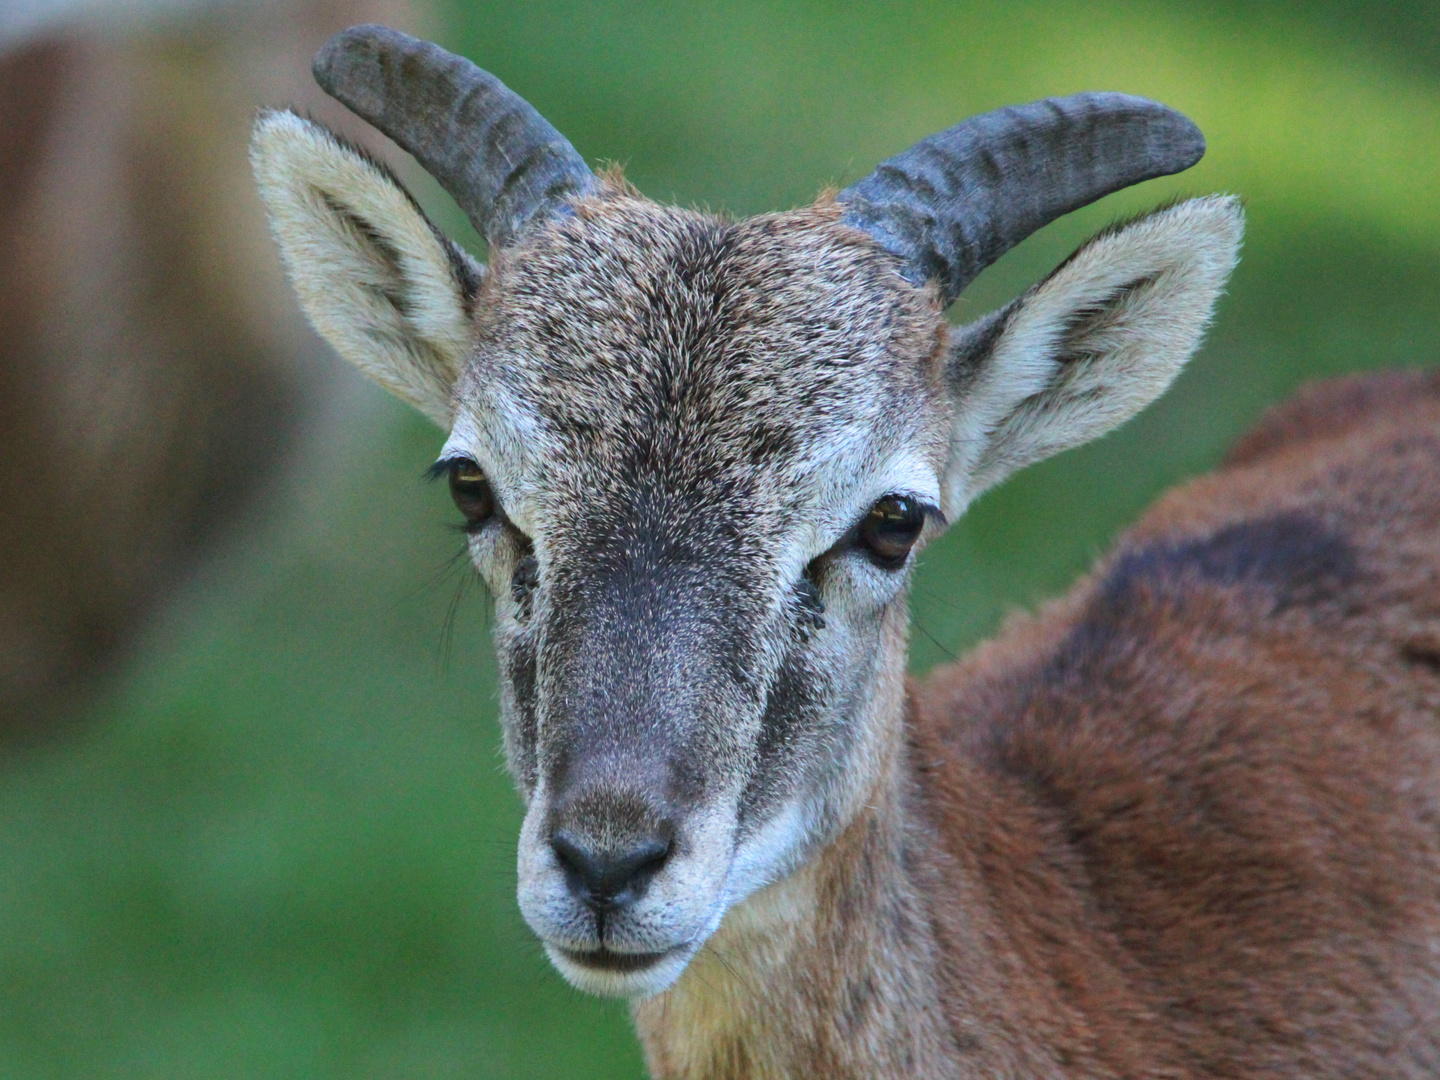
[446,458,495,531]
[858,495,927,570]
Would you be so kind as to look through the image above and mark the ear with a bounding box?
[942,195,1243,513]
[250,110,483,425]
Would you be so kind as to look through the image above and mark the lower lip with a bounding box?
[557,947,673,974]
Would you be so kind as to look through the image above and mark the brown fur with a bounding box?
[657,370,1440,1077]
[256,80,1401,1072]
[685,368,1440,1077]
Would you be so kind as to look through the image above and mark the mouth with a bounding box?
[557,946,675,974]
[544,940,696,998]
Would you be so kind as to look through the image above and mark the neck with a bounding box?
[630,615,1183,1080]
[632,683,958,1080]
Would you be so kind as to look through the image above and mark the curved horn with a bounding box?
[312,25,596,250]
[837,93,1205,304]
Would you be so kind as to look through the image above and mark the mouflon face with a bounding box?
[252,27,1241,997]
[445,192,951,995]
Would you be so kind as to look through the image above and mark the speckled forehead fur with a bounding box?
[453,182,951,548]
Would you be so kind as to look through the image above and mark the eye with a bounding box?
[445,458,495,531]
[857,495,927,570]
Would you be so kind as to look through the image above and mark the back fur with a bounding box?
[1224,366,1440,469]
[913,370,1440,1076]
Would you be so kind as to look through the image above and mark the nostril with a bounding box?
[550,829,674,911]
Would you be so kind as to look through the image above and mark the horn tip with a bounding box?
[1115,93,1207,172]
[312,24,415,92]
[1152,104,1206,170]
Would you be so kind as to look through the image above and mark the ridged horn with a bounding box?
[312,24,596,250]
[837,92,1205,304]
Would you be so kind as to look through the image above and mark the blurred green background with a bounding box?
[3,1,1440,1076]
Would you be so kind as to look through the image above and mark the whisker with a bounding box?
[912,617,958,662]
[438,561,482,671]
[402,538,473,606]
[705,941,761,1000]
[912,583,971,616]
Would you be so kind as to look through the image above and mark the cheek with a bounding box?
[824,551,913,614]
[468,525,528,602]
[736,588,890,836]
[494,626,540,795]
[738,652,830,828]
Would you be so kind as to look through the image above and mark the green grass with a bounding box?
[3,1,1438,1076]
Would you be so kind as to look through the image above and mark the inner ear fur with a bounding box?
[944,195,1244,510]
[250,109,483,425]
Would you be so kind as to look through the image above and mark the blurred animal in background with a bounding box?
[252,25,1440,1080]
[0,0,420,734]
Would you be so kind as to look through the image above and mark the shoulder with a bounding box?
[914,367,1440,768]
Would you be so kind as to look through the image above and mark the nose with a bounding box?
[550,827,674,912]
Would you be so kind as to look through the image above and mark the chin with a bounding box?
[544,941,700,999]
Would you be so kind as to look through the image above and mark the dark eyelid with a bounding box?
[861,497,945,529]
[426,455,487,483]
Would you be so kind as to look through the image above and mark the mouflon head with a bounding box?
[252,25,1242,997]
